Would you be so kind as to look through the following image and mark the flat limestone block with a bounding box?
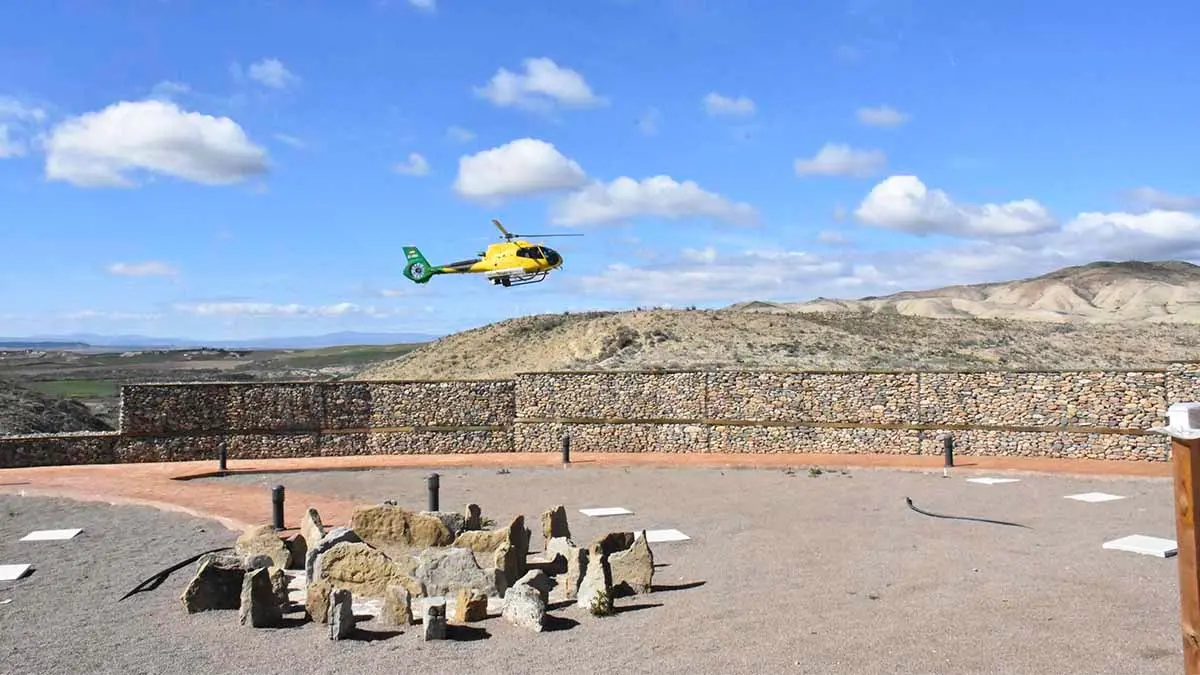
[1102,535,1177,558]
[636,529,691,543]
[19,528,82,542]
[580,507,633,517]
[1065,492,1126,503]
[0,564,31,581]
[966,477,1021,485]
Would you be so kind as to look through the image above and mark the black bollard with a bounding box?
[562,432,571,464]
[943,435,955,468]
[218,441,227,472]
[271,485,285,530]
[427,473,440,512]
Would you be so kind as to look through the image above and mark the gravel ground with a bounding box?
[0,465,1186,674]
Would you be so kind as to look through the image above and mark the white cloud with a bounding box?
[393,152,430,176]
[273,133,305,149]
[854,175,1056,237]
[857,105,908,128]
[247,58,300,90]
[107,261,178,277]
[409,0,435,10]
[0,97,48,158]
[682,246,717,263]
[794,143,886,178]
[638,107,662,136]
[453,138,587,200]
[43,99,268,188]
[817,229,850,245]
[1125,187,1200,212]
[703,92,756,117]
[1061,209,1200,258]
[446,125,475,143]
[550,175,759,227]
[474,57,606,112]
[173,301,395,318]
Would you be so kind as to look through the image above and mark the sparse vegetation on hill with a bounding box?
[0,378,114,435]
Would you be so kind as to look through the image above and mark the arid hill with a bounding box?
[355,260,1200,380]
[0,379,115,436]
[731,260,1200,322]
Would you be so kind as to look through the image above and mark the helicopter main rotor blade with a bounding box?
[511,233,584,237]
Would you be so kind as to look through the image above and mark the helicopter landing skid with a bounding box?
[491,272,548,287]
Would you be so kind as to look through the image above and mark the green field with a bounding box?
[23,379,122,398]
[264,344,422,370]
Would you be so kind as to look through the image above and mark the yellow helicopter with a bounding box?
[402,219,582,287]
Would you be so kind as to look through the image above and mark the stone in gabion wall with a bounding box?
[368,429,512,454]
[514,421,708,453]
[0,432,120,468]
[516,372,706,420]
[924,429,1169,462]
[704,372,920,424]
[121,380,515,436]
[352,381,514,429]
[708,425,925,455]
[1167,363,1200,410]
[120,384,233,435]
[917,371,1166,429]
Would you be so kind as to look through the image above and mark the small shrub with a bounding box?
[589,589,614,616]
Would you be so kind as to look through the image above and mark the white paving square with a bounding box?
[0,564,31,581]
[1065,492,1126,503]
[966,477,1021,485]
[1102,534,1177,558]
[638,529,691,543]
[19,528,82,542]
[580,507,633,517]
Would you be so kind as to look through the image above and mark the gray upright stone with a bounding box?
[329,588,355,640]
[502,581,546,632]
[180,552,245,613]
[239,567,283,628]
[423,598,447,640]
[305,526,362,585]
[576,542,613,614]
[413,546,500,597]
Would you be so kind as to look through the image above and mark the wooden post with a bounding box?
[1174,434,1200,674]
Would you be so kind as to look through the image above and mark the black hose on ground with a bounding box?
[118,546,233,602]
[905,497,1030,529]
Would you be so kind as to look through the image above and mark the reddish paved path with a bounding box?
[0,452,1172,533]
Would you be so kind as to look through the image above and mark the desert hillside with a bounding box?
[355,261,1200,380]
[733,260,1200,322]
[0,379,115,436]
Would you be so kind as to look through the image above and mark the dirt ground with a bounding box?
[0,465,1186,674]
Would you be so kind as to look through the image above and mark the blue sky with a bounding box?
[2,0,1199,340]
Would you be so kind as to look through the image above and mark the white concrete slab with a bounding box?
[580,507,633,517]
[1102,535,1177,558]
[966,477,1021,485]
[1065,492,1126,503]
[19,528,82,542]
[0,564,31,581]
[637,529,691,543]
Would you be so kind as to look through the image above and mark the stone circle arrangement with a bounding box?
[178,501,656,639]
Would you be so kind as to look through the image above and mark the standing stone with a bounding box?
[305,526,362,585]
[609,534,654,596]
[350,504,454,549]
[502,582,545,632]
[556,544,588,601]
[541,505,570,542]
[268,566,291,608]
[413,546,500,597]
[576,542,613,614]
[306,579,332,623]
[300,507,326,551]
[514,570,554,605]
[592,532,635,556]
[283,533,307,570]
[423,599,447,640]
[380,584,414,626]
[329,589,355,640]
[234,524,291,569]
[464,504,482,531]
[180,552,246,613]
[454,587,489,623]
[239,567,283,628]
[314,541,425,600]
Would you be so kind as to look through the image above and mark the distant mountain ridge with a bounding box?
[727,260,1200,323]
[0,331,438,350]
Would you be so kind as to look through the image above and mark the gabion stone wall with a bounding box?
[2,365,1197,469]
